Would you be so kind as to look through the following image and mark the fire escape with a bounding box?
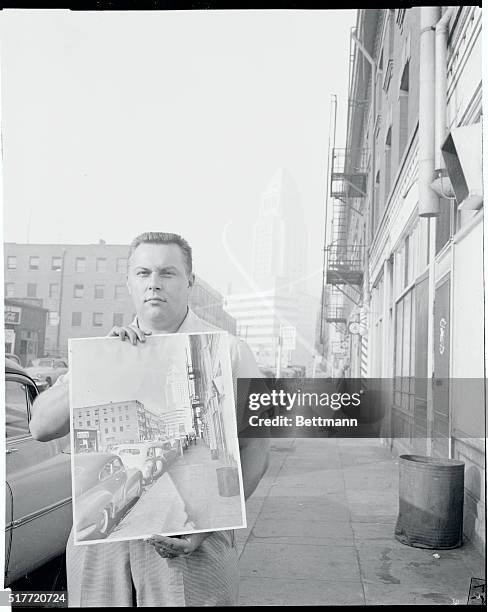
[324,145,368,326]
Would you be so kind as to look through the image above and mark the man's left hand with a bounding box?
[145,533,209,558]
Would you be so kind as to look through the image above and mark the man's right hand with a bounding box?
[107,325,152,345]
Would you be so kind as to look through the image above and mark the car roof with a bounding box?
[5,357,35,381]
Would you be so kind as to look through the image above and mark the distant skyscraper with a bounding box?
[252,168,308,293]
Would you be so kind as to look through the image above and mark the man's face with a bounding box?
[127,242,193,331]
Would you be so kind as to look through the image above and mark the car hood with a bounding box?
[25,367,55,375]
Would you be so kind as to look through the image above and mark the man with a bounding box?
[30,231,269,607]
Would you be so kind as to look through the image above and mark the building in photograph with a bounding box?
[4,298,48,366]
[189,333,238,465]
[320,7,484,553]
[74,399,166,450]
[3,241,236,357]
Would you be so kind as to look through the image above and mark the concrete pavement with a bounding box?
[237,438,486,606]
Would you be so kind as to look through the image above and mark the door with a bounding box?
[433,274,450,458]
[5,374,72,585]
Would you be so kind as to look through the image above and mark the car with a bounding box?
[24,357,68,388]
[4,358,72,586]
[115,442,167,485]
[179,434,189,451]
[5,353,21,366]
[160,439,179,464]
[73,452,143,541]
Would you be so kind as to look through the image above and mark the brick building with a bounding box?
[4,241,236,358]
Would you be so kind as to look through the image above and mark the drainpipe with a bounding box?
[418,7,441,217]
[434,8,454,173]
[419,6,441,456]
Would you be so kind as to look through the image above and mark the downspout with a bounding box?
[419,6,441,456]
[419,6,441,217]
[434,8,454,173]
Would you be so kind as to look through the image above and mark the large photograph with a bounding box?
[2,4,486,608]
[69,331,245,544]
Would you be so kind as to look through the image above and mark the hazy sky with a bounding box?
[1,9,356,296]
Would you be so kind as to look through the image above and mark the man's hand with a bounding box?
[145,533,210,558]
[107,325,151,345]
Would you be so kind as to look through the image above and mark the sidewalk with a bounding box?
[169,441,244,531]
[237,438,485,606]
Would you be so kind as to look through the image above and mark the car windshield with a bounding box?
[162,443,172,450]
[118,448,140,455]
[28,358,53,367]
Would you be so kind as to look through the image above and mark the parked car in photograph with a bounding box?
[74,452,143,541]
[5,358,72,586]
[179,434,189,451]
[115,442,167,485]
[160,439,179,464]
[24,358,68,388]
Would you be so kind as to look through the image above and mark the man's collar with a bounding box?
[132,306,192,334]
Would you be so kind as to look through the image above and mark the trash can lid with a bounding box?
[399,454,465,468]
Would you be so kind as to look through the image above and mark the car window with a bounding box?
[147,448,155,458]
[6,381,30,439]
[154,447,163,457]
[99,463,112,481]
[112,458,124,472]
[119,448,140,455]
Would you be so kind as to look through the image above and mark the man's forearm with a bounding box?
[239,436,270,500]
[30,379,70,441]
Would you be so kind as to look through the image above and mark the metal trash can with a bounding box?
[216,466,240,497]
[395,454,465,549]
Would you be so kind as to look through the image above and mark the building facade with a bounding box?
[224,289,320,376]
[4,298,48,366]
[74,399,166,450]
[4,241,236,357]
[321,7,484,554]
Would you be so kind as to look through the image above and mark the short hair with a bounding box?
[128,232,192,276]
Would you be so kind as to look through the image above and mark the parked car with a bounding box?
[5,358,72,586]
[24,357,68,388]
[74,452,143,541]
[5,353,21,366]
[160,439,179,464]
[115,442,167,485]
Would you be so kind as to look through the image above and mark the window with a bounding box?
[116,258,128,274]
[93,312,103,327]
[72,312,82,326]
[73,284,84,298]
[87,420,91,426]
[75,257,86,273]
[6,381,30,438]
[112,417,115,423]
[29,256,39,270]
[385,126,392,202]
[398,61,410,160]
[96,258,107,273]
[126,415,129,420]
[49,283,60,298]
[113,313,124,327]
[119,415,123,421]
[112,427,116,432]
[114,285,125,300]
[120,426,124,432]
[5,283,15,298]
[27,283,37,298]
[94,285,105,299]
[48,312,59,326]
[105,428,109,434]
[7,256,16,270]
[52,256,62,271]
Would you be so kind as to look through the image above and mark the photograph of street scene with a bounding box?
[69,331,246,544]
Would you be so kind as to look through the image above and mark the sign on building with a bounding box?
[5,306,22,325]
